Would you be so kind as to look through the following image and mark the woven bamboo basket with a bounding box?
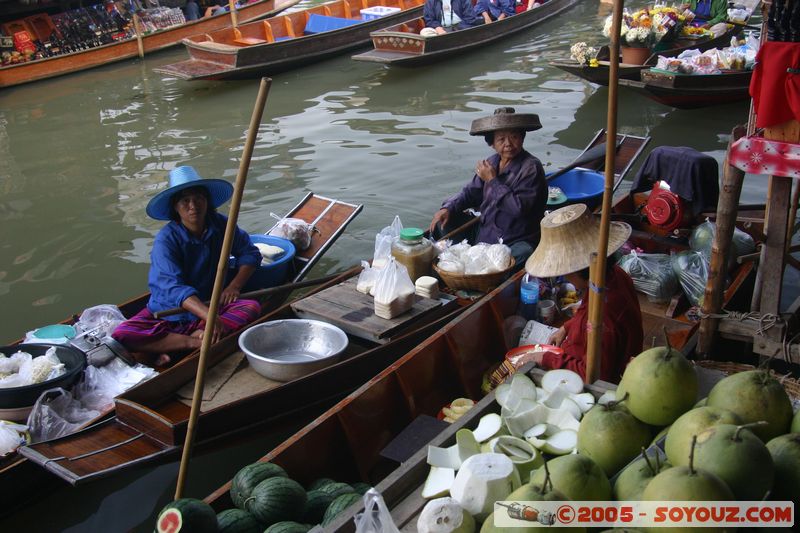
[693,360,800,402]
[433,258,516,293]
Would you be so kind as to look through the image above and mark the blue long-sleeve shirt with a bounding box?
[443,150,547,246]
[474,0,516,20]
[423,0,482,29]
[147,212,261,322]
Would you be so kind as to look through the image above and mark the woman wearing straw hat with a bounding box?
[112,166,262,367]
[524,204,643,383]
[429,107,548,268]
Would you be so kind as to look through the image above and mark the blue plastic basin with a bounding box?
[238,235,296,292]
[546,168,605,209]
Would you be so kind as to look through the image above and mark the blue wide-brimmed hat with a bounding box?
[146,166,234,221]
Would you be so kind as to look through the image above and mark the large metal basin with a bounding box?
[238,319,348,382]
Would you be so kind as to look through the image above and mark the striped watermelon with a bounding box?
[156,498,217,533]
[216,508,261,533]
[302,489,334,524]
[321,492,361,527]
[244,476,307,526]
[231,462,288,509]
[319,481,356,499]
[264,521,313,533]
[306,478,336,491]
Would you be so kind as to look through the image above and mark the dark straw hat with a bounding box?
[469,107,543,136]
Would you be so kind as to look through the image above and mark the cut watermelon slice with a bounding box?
[157,508,182,533]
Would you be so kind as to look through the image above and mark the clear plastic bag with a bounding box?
[27,388,101,443]
[356,260,379,296]
[268,213,314,251]
[75,304,126,337]
[373,216,404,270]
[690,219,756,269]
[354,488,401,533]
[373,257,416,319]
[486,243,513,272]
[672,250,709,307]
[0,421,27,457]
[72,358,157,412]
[617,251,679,303]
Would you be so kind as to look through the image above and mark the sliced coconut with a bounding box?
[495,383,511,408]
[536,386,546,398]
[542,384,570,410]
[472,413,503,443]
[541,369,584,394]
[427,444,461,470]
[417,497,475,533]
[597,390,616,406]
[504,373,538,411]
[545,407,581,432]
[542,429,578,455]
[455,429,480,463]
[523,423,548,439]
[526,436,548,449]
[560,397,583,421]
[572,392,596,413]
[422,466,456,499]
[450,453,520,521]
[504,403,548,437]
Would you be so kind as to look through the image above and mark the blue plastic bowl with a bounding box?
[546,169,605,209]
[242,235,296,292]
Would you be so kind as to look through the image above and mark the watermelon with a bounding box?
[231,462,288,509]
[244,476,307,526]
[216,508,261,533]
[302,489,334,524]
[319,481,355,499]
[307,477,336,491]
[264,521,313,533]
[156,498,217,533]
[351,482,372,495]
[321,492,361,527]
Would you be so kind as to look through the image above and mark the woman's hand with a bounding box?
[475,159,496,183]
[199,316,227,344]
[430,208,450,234]
[547,326,567,347]
[220,283,242,305]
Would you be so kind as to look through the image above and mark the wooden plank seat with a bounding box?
[303,14,362,34]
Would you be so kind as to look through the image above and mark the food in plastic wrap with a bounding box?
[617,251,679,304]
[0,421,28,457]
[433,241,512,275]
[268,213,314,251]
[373,258,416,319]
[76,304,126,337]
[486,243,513,272]
[356,260,378,295]
[372,215,404,269]
[0,348,65,389]
[672,250,709,307]
[689,219,756,269]
[254,242,285,265]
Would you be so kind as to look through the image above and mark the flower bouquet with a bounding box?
[603,6,688,48]
[570,42,599,66]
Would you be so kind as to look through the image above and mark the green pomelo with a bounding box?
[480,481,584,533]
[791,410,800,433]
[766,433,800,502]
[529,454,611,501]
[617,346,698,426]
[692,424,774,501]
[706,370,792,442]
[693,398,707,408]
[612,452,672,501]
[577,402,651,477]
[665,406,742,465]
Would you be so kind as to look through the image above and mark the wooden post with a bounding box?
[174,78,272,500]
[759,175,793,315]
[133,13,145,59]
[698,125,746,356]
[585,0,624,384]
[229,0,239,29]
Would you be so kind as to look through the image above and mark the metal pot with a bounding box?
[238,319,348,382]
[0,343,86,409]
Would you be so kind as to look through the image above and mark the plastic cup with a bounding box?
[537,299,556,325]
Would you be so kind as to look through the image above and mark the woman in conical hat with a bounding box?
[523,203,643,383]
[112,166,262,367]
[429,107,548,269]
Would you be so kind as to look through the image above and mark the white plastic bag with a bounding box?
[27,388,101,443]
[76,304,126,337]
[356,260,379,295]
[373,216,404,270]
[354,488,401,533]
[373,257,416,319]
[268,213,314,251]
[72,358,157,412]
[0,421,27,457]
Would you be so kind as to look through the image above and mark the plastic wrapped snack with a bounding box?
[268,213,314,251]
[463,243,494,274]
[373,257,416,319]
[372,215,404,270]
[356,260,379,295]
[672,250,709,307]
[486,243,513,272]
[617,251,679,304]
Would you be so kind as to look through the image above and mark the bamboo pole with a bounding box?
[585,0,623,385]
[174,77,272,500]
[229,0,240,29]
[698,125,747,356]
[133,13,145,59]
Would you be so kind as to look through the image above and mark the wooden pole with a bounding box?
[229,0,239,29]
[132,13,145,59]
[698,125,747,356]
[585,0,623,385]
[174,77,272,500]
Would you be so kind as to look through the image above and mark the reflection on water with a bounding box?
[0,0,792,528]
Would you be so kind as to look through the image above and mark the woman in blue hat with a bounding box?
[112,166,262,366]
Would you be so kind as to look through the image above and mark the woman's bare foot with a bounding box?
[153,353,172,367]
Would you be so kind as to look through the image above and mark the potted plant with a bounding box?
[603,6,687,64]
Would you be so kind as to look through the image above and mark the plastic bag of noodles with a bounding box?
[672,250,709,307]
[617,251,679,304]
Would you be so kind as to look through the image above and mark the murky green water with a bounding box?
[0,0,791,530]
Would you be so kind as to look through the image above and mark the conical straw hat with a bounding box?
[525,203,631,278]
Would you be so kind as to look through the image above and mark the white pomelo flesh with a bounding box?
[541,369,583,394]
[423,467,456,499]
[542,429,578,455]
[598,391,616,406]
[450,453,519,521]
[472,414,503,443]
[577,403,651,477]
[572,392,595,413]
[505,373,537,411]
[529,454,612,501]
[456,429,481,463]
[505,404,580,437]
[664,406,742,465]
[494,383,511,408]
[766,433,800,502]
[617,346,698,426]
[524,423,548,439]
[428,445,461,469]
[417,497,476,533]
[490,435,544,483]
[706,369,793,442]
[543,385,570,409]
[560,397,583,421]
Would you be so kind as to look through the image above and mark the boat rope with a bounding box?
[697,309,799,365]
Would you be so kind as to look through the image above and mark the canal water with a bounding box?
[0,0,795,530]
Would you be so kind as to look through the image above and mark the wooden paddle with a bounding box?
[546,141,612,182]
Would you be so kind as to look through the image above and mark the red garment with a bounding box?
[750,41,800,129]
[541,265,643,384]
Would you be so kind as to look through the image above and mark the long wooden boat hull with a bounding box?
[618,69,752,109]
[1,193,360,511]
[154,0,425,81]
[0,0,299,89]
[550,25,744,86]
[351,0,579,66]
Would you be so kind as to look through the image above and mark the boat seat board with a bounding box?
[378,414,448,464]
[234,36,268,45]
[290,278,445,343]
[303,14,363,34]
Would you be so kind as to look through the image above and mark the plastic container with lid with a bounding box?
[391,227,434,282]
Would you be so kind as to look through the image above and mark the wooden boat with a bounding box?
[350,0,580,66]
[0,192,361,512]
[154,0,426,81]
[549,24,744,86]
[618,68,752,109]
[0,0,300,89]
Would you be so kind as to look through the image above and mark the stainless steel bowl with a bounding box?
[238,319,349,382]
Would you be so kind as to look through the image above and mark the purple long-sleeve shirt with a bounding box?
[443,150,547,246]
